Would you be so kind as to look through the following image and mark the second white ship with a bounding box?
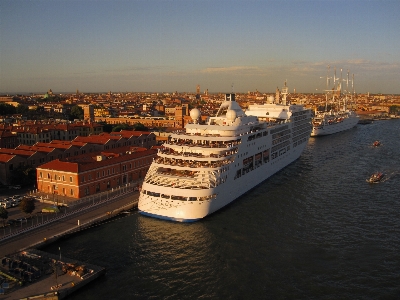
[138,85,312,222]
[311,67,359,136]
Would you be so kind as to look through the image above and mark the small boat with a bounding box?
[368,172,384,183]
[373,140,381,147]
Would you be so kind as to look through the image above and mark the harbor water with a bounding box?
[43,119,400,299]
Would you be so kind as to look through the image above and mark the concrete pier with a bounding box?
[1,249,106,300]
[0,192,138,299]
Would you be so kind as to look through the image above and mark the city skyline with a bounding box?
[1,0,400,94]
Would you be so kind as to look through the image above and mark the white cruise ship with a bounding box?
[311,67,359,136]
[138,86,312,222]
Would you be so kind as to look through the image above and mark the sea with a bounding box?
[43,119,400,300]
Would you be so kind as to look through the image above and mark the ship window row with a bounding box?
[156,165,230,176]
[146,169,228,189]
[294,120,310,127]
[293,137,308,148]
[270,124,289,135]
[142,190,217,201]
[272,129,291,139]
[154,157,232,170]
[167,138,241,149]
[157,148,238,161]
[293,110,309,116]
[271,140,291,153]
[234,150,270,180]
[271,145,290,160]
[292,125,310,136]
[292,125,312,137]
[247,132,264,141]
[272,134,290,145]
[293,122,311,131]
[292,129,310,140]
[293,132,309,143]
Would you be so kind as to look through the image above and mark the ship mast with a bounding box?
[321,65,332,112]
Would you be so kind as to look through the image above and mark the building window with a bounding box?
[70,189,74,196]
[70,176,73,183]
[40,172,43,178]
[62,175,65,181]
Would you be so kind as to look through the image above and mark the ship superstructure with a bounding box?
[138,86,312,222]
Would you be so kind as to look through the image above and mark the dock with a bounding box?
[1,249,106,300]
[0,192,138,299]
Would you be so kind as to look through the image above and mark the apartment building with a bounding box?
[0,153,25,186]
[0,130,18,148]
[36,147,157,198]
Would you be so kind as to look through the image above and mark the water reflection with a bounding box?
[128,215,218,298]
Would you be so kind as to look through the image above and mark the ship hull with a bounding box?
[138,136,309,222]
[311,114,359,136]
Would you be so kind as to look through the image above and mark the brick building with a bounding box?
[36,147,157,198]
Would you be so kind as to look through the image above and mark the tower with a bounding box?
[196,85,200,99]
[84,104,94,122]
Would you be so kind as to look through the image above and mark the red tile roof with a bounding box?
[0,148,35,157]
[16,145,55,153]
[37,159,79,173]
[73,136,112,145]
[0,153,15,163]
[37,147,156,173]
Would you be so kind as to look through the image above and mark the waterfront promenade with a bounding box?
[0,189,140,256]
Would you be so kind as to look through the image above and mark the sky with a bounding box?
[1,0,400,94]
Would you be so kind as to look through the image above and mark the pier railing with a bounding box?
[0,181,142,242]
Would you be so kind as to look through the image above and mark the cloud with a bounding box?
[200,66,261,74]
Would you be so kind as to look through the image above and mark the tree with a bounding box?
[112,123,131,132]
[389,105,399,115]
[16,104,29,114]
[69,105,84,120]
[0,103,16,115]
[20,197,35,216]
[99,122,113,133]
[132,122,148,131]
[0,206,8,227]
